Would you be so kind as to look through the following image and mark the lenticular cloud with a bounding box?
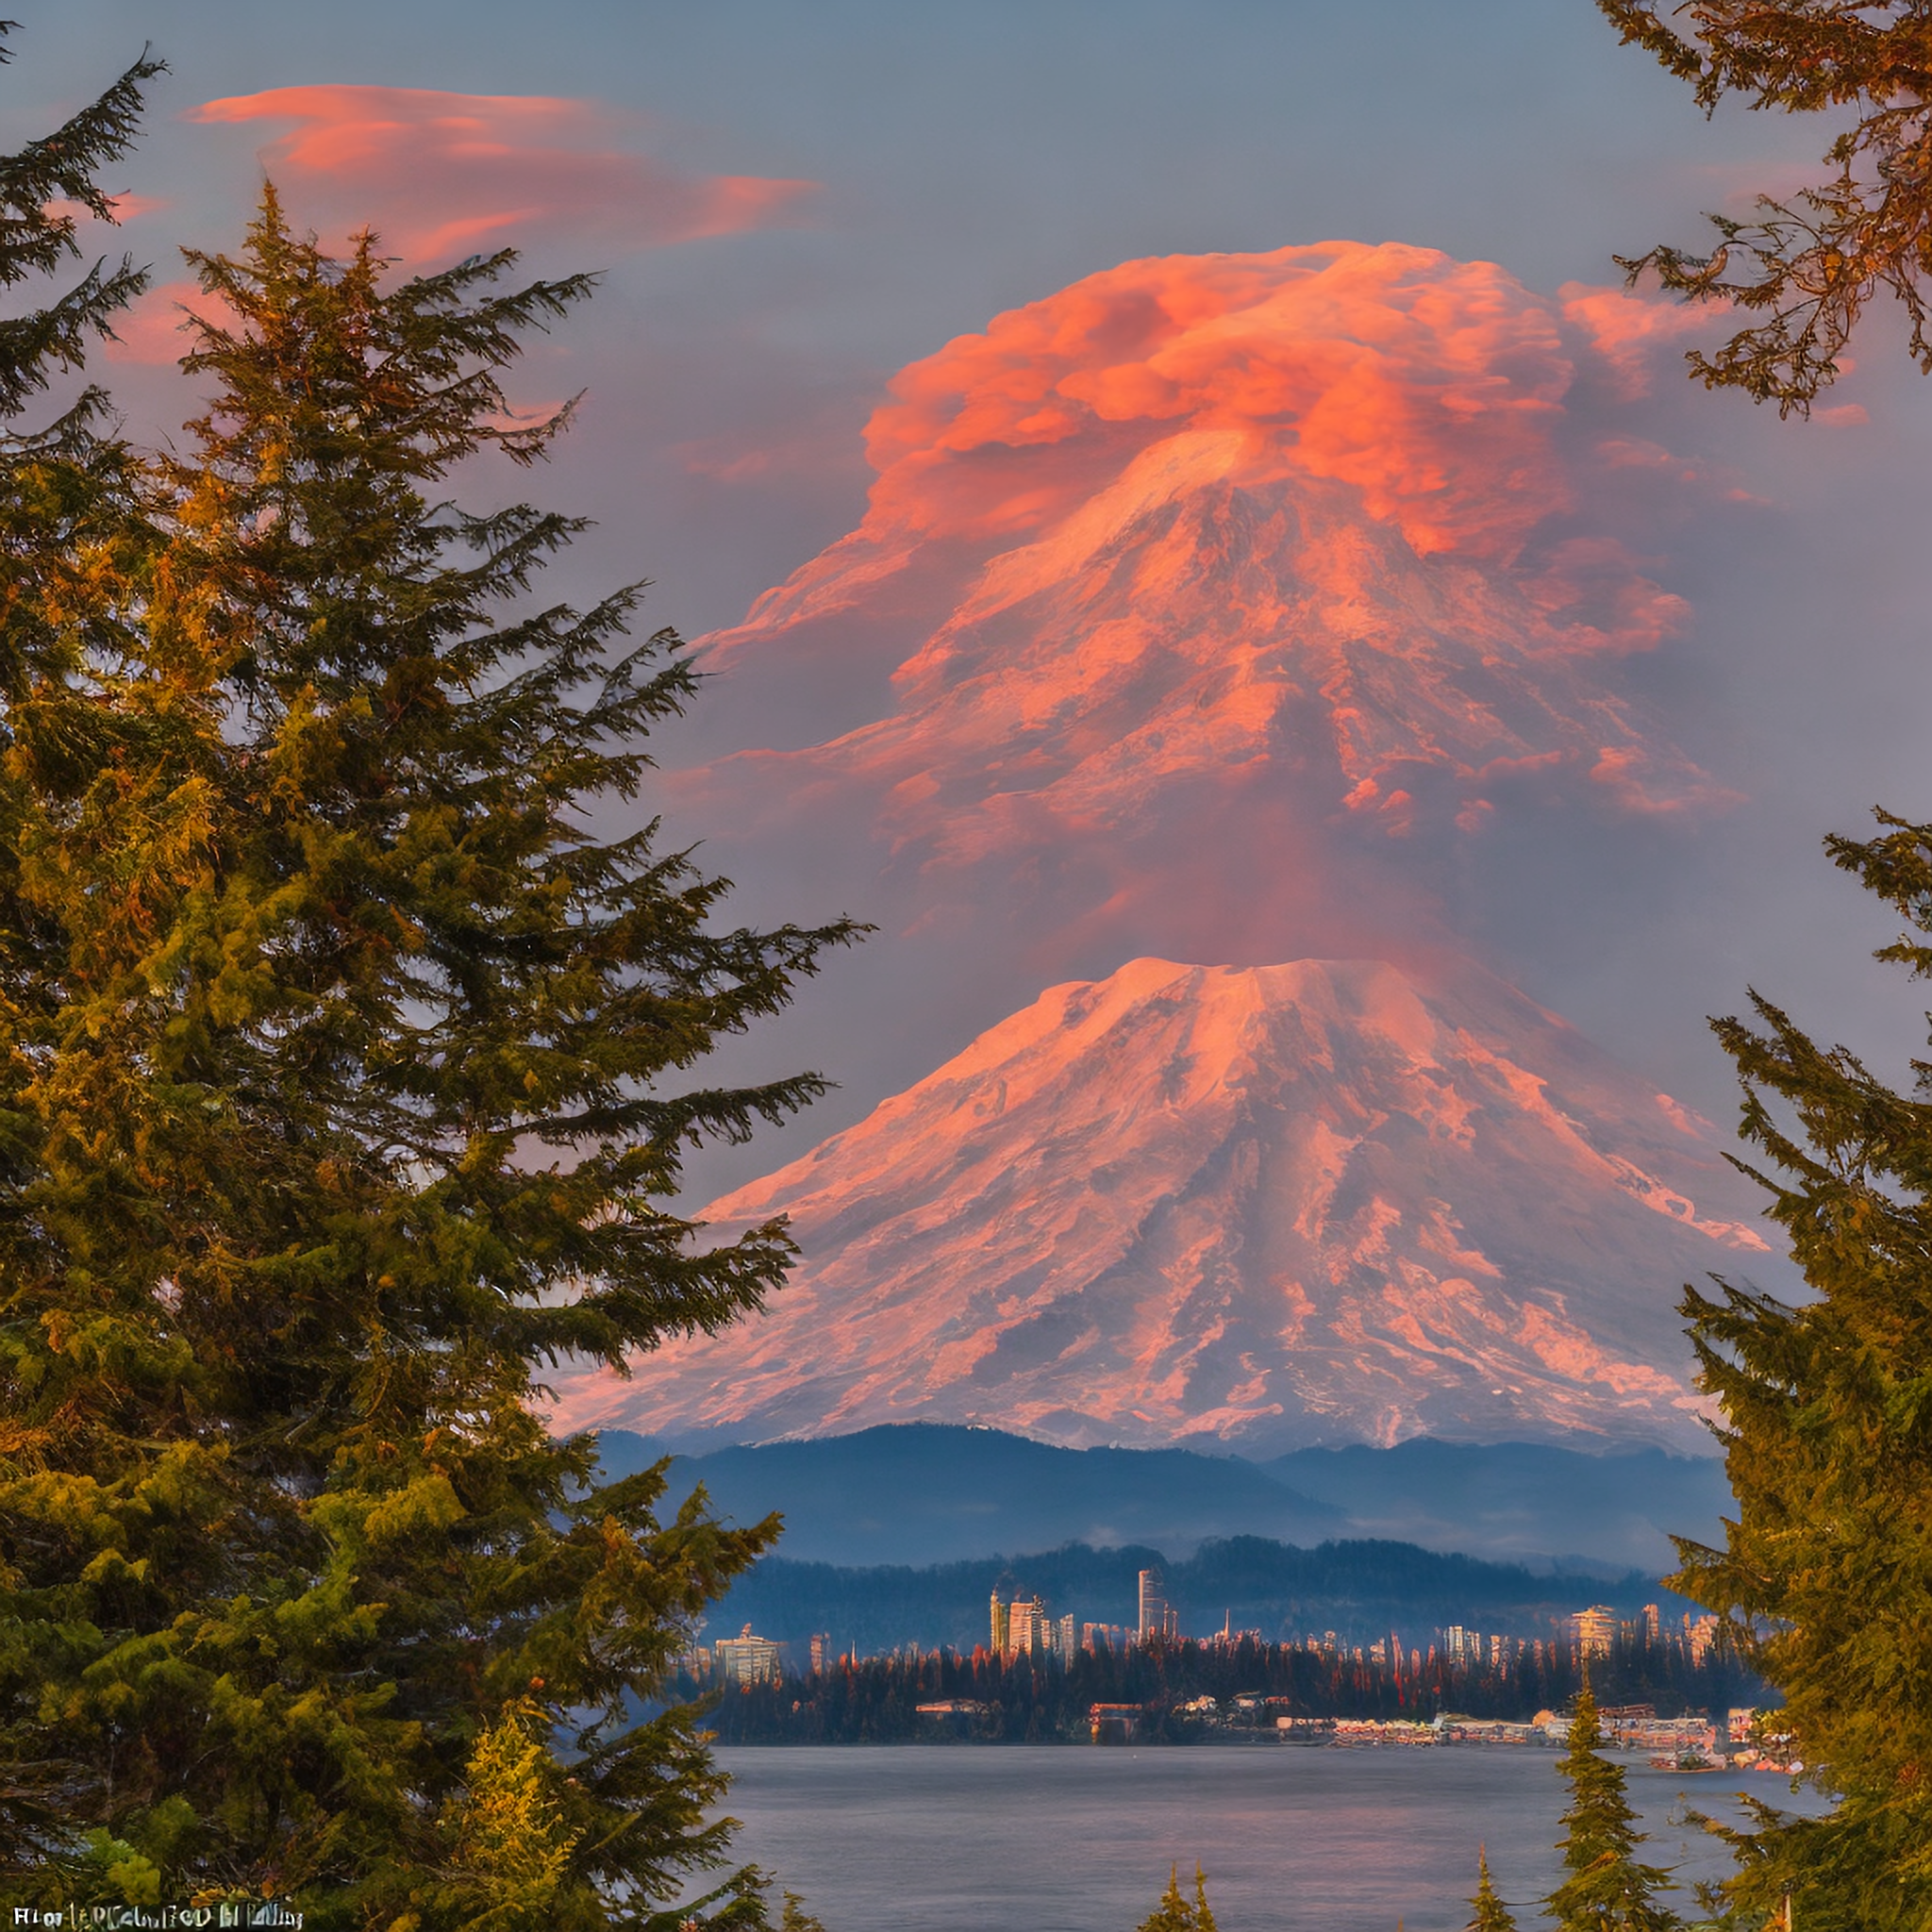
[188,86,817,264]
[722,242,1704,666]
[869,242,1576,563]
[688,242,1730,978]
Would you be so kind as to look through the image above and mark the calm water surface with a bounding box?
[714,1745,1822,1931]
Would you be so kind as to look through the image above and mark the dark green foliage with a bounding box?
[1469,1845,1519,1932]
[1598,1,1932,411]
[0,25,161,432]
[1544,1681,1682,1932]
[1665,807,1932,1929]
[0,179,860,1926]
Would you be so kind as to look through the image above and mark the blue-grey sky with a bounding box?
[19,1,1932,1199]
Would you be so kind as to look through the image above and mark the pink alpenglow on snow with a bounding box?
[553,957,1769,1457]
[562,243,1776,1459]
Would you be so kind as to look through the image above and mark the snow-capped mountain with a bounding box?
[554,955,1769,1455]
[552,242,1772,1457]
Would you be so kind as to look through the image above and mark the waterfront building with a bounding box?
[714,1624,783,1687]
[1687,1613,1719,1663]
[1091,1702,1143,1744]
[808,1632,832,1674]
[916,1698,990,1736]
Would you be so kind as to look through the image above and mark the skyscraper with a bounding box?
[714,1624,782,1687]
[990,1591,1008,1657]
[1138,1567,1167,1641]
[1008,1594,1044,1657]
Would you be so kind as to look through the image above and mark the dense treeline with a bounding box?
[693,1632,1763,1745]
[711,1535,1687,1657]
[0,31,854,1926]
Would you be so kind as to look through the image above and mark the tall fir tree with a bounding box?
[1191,1864,1219,1932]
[1666,806,1932,1930]
[0,180,860,1928]
[1545,1680,1682,1932]
[0,20,171,1876]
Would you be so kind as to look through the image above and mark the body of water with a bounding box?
[713,1744,1823,1931]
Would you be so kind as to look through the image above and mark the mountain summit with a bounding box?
[556,244,1774,1458]
[555,955,1768,1455]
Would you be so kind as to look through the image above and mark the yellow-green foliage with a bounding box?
[1465,1845,1517,1932]
[0,34,858,1927]
[1136,1864,1218,1932]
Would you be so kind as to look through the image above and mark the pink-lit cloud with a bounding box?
[724,242,1727,665]
[1559,281,1721,401]
[858,242,1580,566]
[44,192,170,226]
[101,277,231,366]
[186,85,817,264]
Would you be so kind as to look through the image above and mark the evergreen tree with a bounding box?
[1137,1866,1195,1932]
[1597,0,1932,412]
[1468,1845,1518,1932]
[1132,1864,1217,1932]
[1664,806,1932,1930]
[1545,1680,1682,1932]
[1191,1863,1219,1932]
[0,182,859,1928]
[0,19,172,1875]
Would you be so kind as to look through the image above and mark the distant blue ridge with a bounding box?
[590,1421,1730,1578]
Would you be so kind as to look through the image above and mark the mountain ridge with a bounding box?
[559,955,1771,1454]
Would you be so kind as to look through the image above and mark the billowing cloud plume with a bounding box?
[867,242,1574,562]
[185,85,817,263]
[725,242,1719,664]
[667,240,1743,1043]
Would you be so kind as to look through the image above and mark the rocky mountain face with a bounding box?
[556,955,1765,1455]
[550,242,1778,1457]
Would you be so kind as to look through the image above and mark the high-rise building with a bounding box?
[808,1633,832,1674]
[990,1591,1008,1657]
[1008,1594,1045,1657]
[714,1624,782,1687]
[1641,1603,1661,1643]
[1138,1567,1168,1640]
[1055,1612,1078,1665]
